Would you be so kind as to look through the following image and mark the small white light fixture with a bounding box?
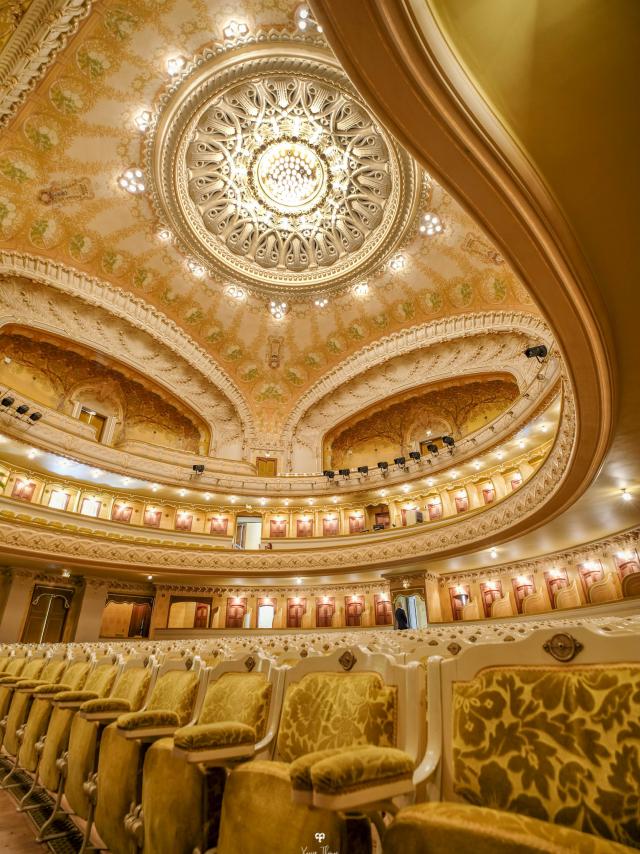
[314,296,329,308]
[166,55,185,75]
[389,253,405,272]
[226,284,246,301]
[489,547,498,559]
[269,300,288,320]
[157,227,172,242]
[621,488,633,502]
[472,459,482,470]
[259,497,267,506]
[204,492,211,501]
[134,110,152,132]
[518,439,526,449]
[118,168,145,194]
[151,483,159,492]
[495,449,505,460]
[419,212,443,235]
[307,498,315,505]
[331,496,339,504]
[539,423,549,433]
[295,577,303,585]
[401,483,410,493]
[223,20,249,39]
[353,281,369,297]
[378,488,388,497]
[147,574,153,581]
[425,478,435,487]
[27,448,39,459]
[187,259,205,278]
[179,488,187,497]
[283,498,290,506]
[62,569,71,578]
[121,476,130,485]
[449,470,459,479]
[229,495,237,504]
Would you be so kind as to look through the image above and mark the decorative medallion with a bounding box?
[149,36,422,298]
[338,650,357,671]
[543,632,584,662]
[244,655,256,671]
[447,642,462,656]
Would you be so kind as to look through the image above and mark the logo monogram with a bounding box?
[315,833,326,843]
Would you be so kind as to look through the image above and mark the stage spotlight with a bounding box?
[323,470,335,479]
[442,436,455,447]
[1,397,14,407]
[394,456,406,466]
[192,464,205,473]
[357,465,369,475]
[409,451,421,461]
[524,344,548,361]
[377,461,388,470]
[338,468,350,478]
[426,443,439,455]
[28,412,42,422]
[16,404,29,414]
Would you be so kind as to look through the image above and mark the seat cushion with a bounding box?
[173,721,255,751]
[384,802,636,853]
[116,709,179,731]
[217,760,344,854]
[310,746,414,795]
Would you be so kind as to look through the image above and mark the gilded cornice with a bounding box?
[0,0,92,128]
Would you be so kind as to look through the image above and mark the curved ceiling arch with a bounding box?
[284,310,555,462]
[311,0,615,524]
[0,251,256,448]
[0,269,249,457]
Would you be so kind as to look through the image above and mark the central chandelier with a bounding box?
[255,141,325,211]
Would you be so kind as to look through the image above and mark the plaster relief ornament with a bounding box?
[149,34,422,299]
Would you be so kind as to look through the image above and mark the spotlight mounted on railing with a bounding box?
[323,469,335,480]
[524,344,548,363]
[0,392,43,427]
[357,465,369,476]
[338,468,350,479]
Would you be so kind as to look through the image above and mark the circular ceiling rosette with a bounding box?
[148,35,423,299]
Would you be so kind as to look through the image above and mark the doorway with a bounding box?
[21,586,73,643]
[394,593,427,629]
[235,516,262,549]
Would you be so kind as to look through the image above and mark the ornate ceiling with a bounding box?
[0,0,544,453]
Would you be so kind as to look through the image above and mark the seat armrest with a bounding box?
[116,709,180,740]
[54,690,100,708]
[78,697,132,722]
[306,746,415,812]
[172,721,256,765]
[15,679,49,693]
[33,683,71,697]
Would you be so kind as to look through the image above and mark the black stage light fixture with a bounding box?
[28,412,42,422]
[373,523,385,531]
[394,456,406,466]
[442,436,455,447]
[524,344,548,361]
[426,443,439,455]
[16,404,29,415]
[192,464,205,473]
[338,468,350,477]
[409,451,421,461]
[377,461,388,470]
[357,465,369,475]
[323,469,335,479]
[1,396,14,407]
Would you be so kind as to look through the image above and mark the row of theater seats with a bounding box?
[0,612,637,854]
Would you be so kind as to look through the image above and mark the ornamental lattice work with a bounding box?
[149,36,422,298]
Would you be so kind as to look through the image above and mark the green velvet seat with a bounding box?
[141,670,273,854]
[216,671,398,854]
[93,667,200,854]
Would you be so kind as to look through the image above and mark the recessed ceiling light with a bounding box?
[353,281,369,297]
[489,548,498,559]
[226,284,246,301]
[621,488,633,502]
[179,488,187,497]
[259,497,267,505]
[166,55,185,75]
[118,168,145,194]
[229,495,237,504]
[401,484,410,493]
[419,212,443,235]
[157,227,172,242]
[269,300,288,320]
[223,20,249,39]
[134,110,152,132]
[389,253,405,272]
[187,259,205,278]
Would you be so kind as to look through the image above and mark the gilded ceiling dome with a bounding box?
[149,36,423,298]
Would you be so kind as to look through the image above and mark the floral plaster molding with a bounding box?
[0,390,575,573]
[0,0,92,128]
[0,252,256,446]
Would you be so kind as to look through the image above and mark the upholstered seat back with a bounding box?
[17,657,46,680]
[4,657,29,676]
[39,659,68,684]
[82,662,119,697]
[60,661,91,690]
[439,636,640,848]
[276,672,397,763]
[146,669,200,726]
[110,664,152,711]
[199,671,272,740]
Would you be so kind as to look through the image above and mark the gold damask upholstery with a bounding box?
[172,720,255,750]
[309,745,414,795]
[290,746,367,795]
[216,671,398,854]
[450,665,640,848]
[384,801,636,853]
[116,709,180,731]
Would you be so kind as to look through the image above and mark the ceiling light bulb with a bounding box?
[223,20,249,39]
[226,284,246,301]
[147,575,153,581]
[283,499,290,506]
[187,259,205,278]
[166,55,185,75]
[134,110,152,132]
[314,297,329,308]
[389,254,405,272]
[621,489,633,502]
[472,460,482,470]
[353,281,369,297]
[151,483,159,492]
[229,495,237,503]
[119,168,145,194]
[420,212,443,235]
[401,484,410,493]
[331,496,339,503]
[489,548,498,559]
[204,493,211,500]
[157,227,172,242]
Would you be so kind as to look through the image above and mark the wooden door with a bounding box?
[345,601,363,627]
[194,603,210,628]
[316,602,334,628]
[287,600,305,628]
[375,596,393,625]
[225,597,247,628]
[21,586,72,643]
[128,603,152,637]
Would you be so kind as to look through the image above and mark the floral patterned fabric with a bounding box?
[277,672,397,763]
[173,720,255,750]
[452,665,640,848]
[385,801,636,854]
[199,672,272,740]
[310,745,414,795]
[290,747,365,793]
[109,666,152,711]
[80,696,131,714]
[54,689,99,703]
[82,664,118,698]
[145,670,199,726]
[116,709,179,731]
